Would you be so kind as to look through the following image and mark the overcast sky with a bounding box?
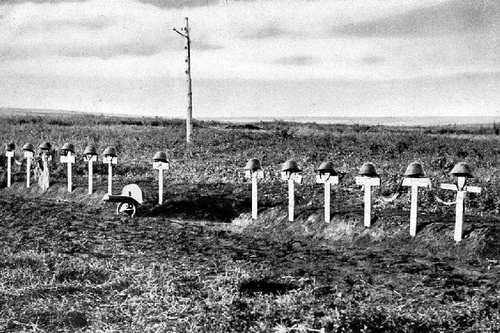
[1,0,499,118]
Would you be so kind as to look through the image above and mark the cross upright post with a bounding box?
[402,177,431,236]
[440,176,481,242]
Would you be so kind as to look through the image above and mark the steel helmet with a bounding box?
[450,162,473,178]
[153,151,168,162]
[404,162,425,178]
[5,142,15,151]
[38,141,51,151]
[281,159,301,173]
[244,158,261,171]
[316,161,337,175]
[102,146,117,157]
[23,143,34,152]
[83,144,97,156]
[60,143,75,154]
[359,162,378,177]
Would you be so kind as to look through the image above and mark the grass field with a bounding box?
[0,112,499,332]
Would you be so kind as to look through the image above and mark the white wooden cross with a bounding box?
[24,150,33,188]
[402,177,431,237]
[245,168,264,219]
[316,173,339,223]
[281,171,303,222]
[440,177,481,242]
[153,161,169,204]
[355,176,380,227]
[103,155,117,195]
[5,150,14,188]
[84,154,97,194]
[60,151,75,192]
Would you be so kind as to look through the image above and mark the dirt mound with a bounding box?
[234,207,500,261]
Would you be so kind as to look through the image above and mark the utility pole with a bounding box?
[173,17,193,145]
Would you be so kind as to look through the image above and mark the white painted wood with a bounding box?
[403,177,430,237]
[441,178,481,242]
[103,156,117,195]
[67,157,72,192]
[60,152,75,192]
[107,162,113,195]
[153,161,169,170]
[355,176,380,186]
[324,182,331,223]
[465,186,481,194]
[316,174,338,223]
[409,186,418,236]
[153,161,169,204]
[252,172,258,219]
[88,159,93,194]
[158,168,164,204]
[288,178,294,222]
[85,155,96,194]
[355,176,380,227]
[403,178,431,187]
[363,185,371,227]
[455,191,465,242]
[440,183,457,191]
[6,152,13,188]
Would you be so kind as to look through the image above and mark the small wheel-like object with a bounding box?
[116,202,136,217]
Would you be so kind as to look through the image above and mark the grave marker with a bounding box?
[244,158,264,219]
[103,147,117,195]
[153,151,169,204]
[281,160,302,222]
[315,161,339,223]
[83,145,98,194]
[5,143,15,188]
[355,162,380,227]
[440,162,481,242]
[59,143,75,192]
[402,162,431,237]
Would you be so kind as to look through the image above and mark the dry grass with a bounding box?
[0,112,498,332]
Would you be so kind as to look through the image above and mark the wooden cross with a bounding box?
[245,169,264,219]
[281,171,302,222]
[355,176,380,227]
[24,150,33,188]
[84,154,97,194]
[103,155,117,195]
[316,173,339,223]
[440,177,481,242]
[60,151,75,192]
[5,150,14,188]
[153,161,169,204]
[402,177,431,237]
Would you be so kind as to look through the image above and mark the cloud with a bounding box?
[332,0,500,37]
[0,0,499,81]
[361,56,385,65]
[241,25,287,39]
[275,55,316,66]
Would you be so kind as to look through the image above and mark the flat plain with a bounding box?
[0,113,499,332]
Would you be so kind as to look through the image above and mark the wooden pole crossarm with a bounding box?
[173,28,188,39]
